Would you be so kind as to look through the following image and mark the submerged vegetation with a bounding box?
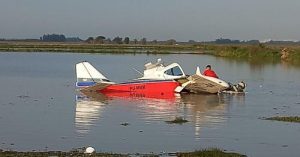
[264,116,300,123]
[0,148,246,157]
[177,148,246,157]
[165,117,189,124]
[1,41,300,65]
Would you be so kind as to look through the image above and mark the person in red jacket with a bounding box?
[203,65,219,78]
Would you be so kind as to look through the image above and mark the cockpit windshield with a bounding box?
[164,66,183,76]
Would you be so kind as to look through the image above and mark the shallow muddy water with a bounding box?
[0,52,300,157]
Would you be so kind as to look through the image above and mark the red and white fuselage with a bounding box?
[75,60,184,94]
[99,80,179,93]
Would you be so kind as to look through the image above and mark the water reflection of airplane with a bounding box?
[75,91,108,135]
[75,90,179,133]
[75,91,245,137]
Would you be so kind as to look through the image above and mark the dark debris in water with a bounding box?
[60,136,67,139]
[17,95,30,99]
[120,122,130,126]
[165,117,189,124]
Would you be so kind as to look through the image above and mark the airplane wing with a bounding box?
[79,82,111,92]
[184,74,229,94]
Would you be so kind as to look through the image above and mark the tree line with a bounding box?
[85,36,151,45]
[211,38,260,44]
[8,34,299,45]
[85,36,177,45]
[206,38,300,45]
[38,34,177,45]
[40,34,82,42]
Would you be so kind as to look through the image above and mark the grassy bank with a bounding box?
[202,44,300,64]
[1,41,300,65]
[0,42,200,54]
[0,148,246,157]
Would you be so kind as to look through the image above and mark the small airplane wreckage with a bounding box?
[75,59,246,96]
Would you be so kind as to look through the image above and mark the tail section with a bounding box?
[76,61,111,87]
[196,66,201,76]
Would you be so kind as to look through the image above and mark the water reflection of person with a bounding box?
[180,94,226,138]
[203,65,219,78]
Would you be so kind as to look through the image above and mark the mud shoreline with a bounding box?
[0,148,246,157]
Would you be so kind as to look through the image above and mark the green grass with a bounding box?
[264,116,300,123]
[165,117,189,124]
[177,148,246,157]
[203,44,281,59]
[0,42,200,54]
[203,44,300,65]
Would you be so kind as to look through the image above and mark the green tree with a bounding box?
[152,40,158,44]
[41,34,66,42]
[86,37,94,44]
[95,36,106,44]
[104,38,111,44]
[112,37,123,44]
[188,40,196,44]
[141,38,147,45]
[166,39,176,45]
[124,37,130,44]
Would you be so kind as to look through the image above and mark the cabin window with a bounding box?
[164,66,183,76]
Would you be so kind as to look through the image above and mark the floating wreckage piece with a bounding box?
[223,81,247,94]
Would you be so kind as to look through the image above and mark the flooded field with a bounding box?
[0,52,300,157]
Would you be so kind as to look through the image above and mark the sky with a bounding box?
[1,0,300,41]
